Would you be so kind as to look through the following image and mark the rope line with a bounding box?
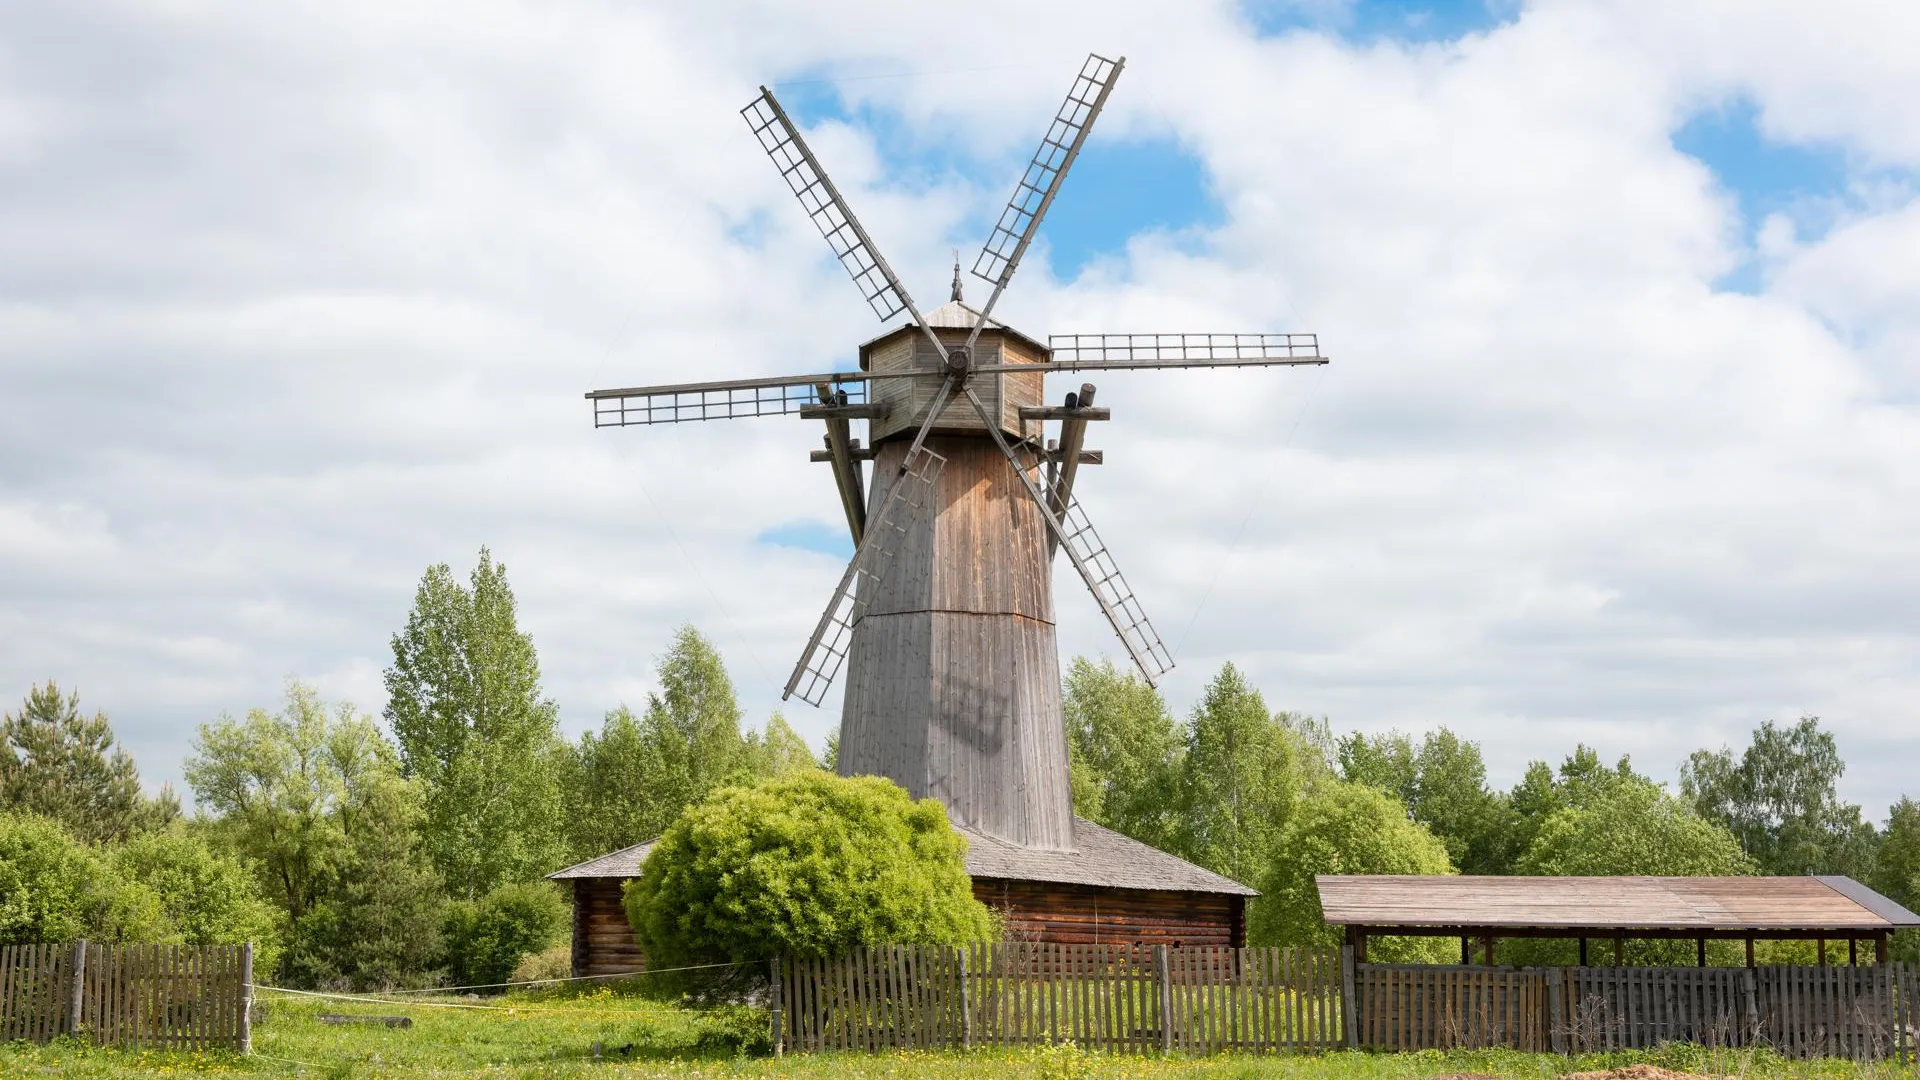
[372,958,750,994]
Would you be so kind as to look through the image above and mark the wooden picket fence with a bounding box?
[1352,964,1552,1051]
[0,941,253,1051]
[774,943,1343,1053]
[1352,960,1920,1062]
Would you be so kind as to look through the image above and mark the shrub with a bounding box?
[509,944,572,985]
[0,812,166,944]
[624,772,993,970]
[444,881,568,989]
[107,828,284,974]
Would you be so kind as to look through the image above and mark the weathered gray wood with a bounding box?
[1341,945,1358,1049]
[68,940,86,1038]
[1018,405,1110,421]
[1155,945,1173,1053]
[316,1014,412,1028]
[816,385,868,544]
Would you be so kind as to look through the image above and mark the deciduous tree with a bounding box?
[1062,657,1182,848]
[1682,716,1877,877]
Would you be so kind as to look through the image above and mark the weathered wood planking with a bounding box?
[974,878,1244,947]
[865,318,1050,445]
[841,436,1071,849]
[0,943,247,1051]
[569,878,646,979]
[776,944,1342,1055]
[1319,875,1920,934]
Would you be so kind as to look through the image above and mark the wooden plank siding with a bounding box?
[570,878,645,979]
[976,878,1245,948]
[839,436,1072,850]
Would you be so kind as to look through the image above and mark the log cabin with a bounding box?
[548,818,1254,979]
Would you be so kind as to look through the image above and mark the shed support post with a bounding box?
[1740,967,1759,1043]
[1817,938,1826,967]
[1697,937,1707,968]
[1462,937,1471,965]
[1613,935,1624,967]
[1848,938,1857,967]
[1155,944,1173,1054]
[1482,935,1495,967]
[1745,938,1755,968]
[1340,944,1359,1050]
[67,939,86,1038]
[1874,931,1889,967]
[1578,937,1588,967]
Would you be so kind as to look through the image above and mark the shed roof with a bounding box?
[1316,875,1920,934]
[548,818,1255,897]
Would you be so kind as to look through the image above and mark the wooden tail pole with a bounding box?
[239,942,254,1055]
[67,939,86,1039]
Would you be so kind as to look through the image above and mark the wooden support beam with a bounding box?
[1614,935,1624,967]
[1045,385,1097,555]
[1018,404,1110,421]
[1875,931,1889,967]
[808,445,879,462]
[1818,938,1827,967]
[814,385,866,544]
[798,402,889,420]
[1746,938,1755,968]
[1697,937,1707,967]
[1849,938,1857,966]
[1578,937,1588,966]
[1046,448,1103,465]
[1482,934,1495,967]
[1462,937,1471,965]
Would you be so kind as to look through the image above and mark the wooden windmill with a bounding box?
[588,55,1326,857]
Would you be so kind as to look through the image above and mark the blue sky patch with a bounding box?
[1672,97,1853,293]
[771,76,1222,283]
[757,519,854,560]
[1244,0,1518,44]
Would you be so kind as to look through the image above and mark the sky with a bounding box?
[3,0,1918,822]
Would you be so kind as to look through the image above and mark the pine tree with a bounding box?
[1,682,178,843]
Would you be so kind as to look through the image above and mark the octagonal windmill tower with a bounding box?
[583,54,1327,943]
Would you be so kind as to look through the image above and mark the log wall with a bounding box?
[975,878,1247,948]
[570,878,645,980]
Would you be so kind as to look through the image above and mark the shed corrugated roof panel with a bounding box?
[1316,875,1920,932]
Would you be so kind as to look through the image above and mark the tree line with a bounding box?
[3,546,1917,987]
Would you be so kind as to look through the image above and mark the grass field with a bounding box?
[1,984,1910,1079]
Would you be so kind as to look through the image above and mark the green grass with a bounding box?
[1,986,1913,1079]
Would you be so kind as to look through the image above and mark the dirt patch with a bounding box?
[1561,1067,1734,1080]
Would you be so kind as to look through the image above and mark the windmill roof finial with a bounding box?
[951,252,964,303]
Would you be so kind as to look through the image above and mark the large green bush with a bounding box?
[0,812,165,944]
[108,828,285,974]
[443,881,568,988]
[1250,778,1457,962]
[625,772,992,968]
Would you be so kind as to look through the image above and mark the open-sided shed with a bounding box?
[1317,874,1920,967]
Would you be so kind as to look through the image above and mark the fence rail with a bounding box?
[0,941,252,1051]
[777,944,1342,1054]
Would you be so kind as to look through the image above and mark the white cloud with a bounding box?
[1,0,1915,820]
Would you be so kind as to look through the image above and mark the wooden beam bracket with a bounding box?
[1019,405,1110,421]
[799,402,890,420]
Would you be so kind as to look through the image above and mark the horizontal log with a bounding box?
[799,403,890,420]
[1018,405,1110,421]
[810,447,879,462]
[317,1014,412,1029]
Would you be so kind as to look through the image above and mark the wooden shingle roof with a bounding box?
[1316,875,1920,933]
[548,819,1256,897]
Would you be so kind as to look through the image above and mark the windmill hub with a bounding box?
[944,345,971,381]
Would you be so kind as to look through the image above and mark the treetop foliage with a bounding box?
[1682,715,1877,877]
[1,681,178,844]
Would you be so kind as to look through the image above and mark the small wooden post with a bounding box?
[1613,935,1624,967]
[1874,931,1889,967]
[1817,938,1826,967]
[1739,967,1759,1042]
[239,942,254,1055]
[768,957,783,1055]
[1578,937,1588,967]
[1847,938,1857,967]
[67,940,87,1039]
[1461,937,1471,965]
[1745,938,1755,968]
[1696,937,1707,968]
[1481,935,1496,967]
[959,948,972,1050]
[1340,944,1358,1050]
[1154,944,1173,1054]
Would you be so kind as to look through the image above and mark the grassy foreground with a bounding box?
[0,985,1909,1079]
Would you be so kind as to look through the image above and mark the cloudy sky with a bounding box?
[4,0,1917,819]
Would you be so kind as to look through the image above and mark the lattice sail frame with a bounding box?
[973,54,1124,290]
[784,443,947,705]
[743,90,911,323]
